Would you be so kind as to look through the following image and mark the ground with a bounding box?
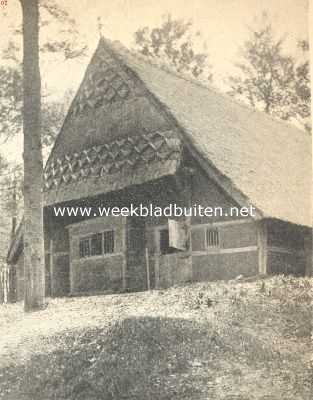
[0,276,312,400]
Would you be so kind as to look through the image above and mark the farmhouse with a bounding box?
[6,38,312,301]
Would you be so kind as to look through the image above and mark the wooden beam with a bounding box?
[257,221,268,275]
[121,219,127,291]
[304,234,312,277]
[145,247,150,290]
[49,239,54,296]
[192,246,258,256]
[154,229,160,289]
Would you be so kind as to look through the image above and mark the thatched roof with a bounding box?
[44,38,311,227]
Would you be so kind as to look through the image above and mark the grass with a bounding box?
[0,275,312,399]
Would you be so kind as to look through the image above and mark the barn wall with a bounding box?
[49,223,70,296]
[191,168,240,224]
[68,215,126,294]
[192,251,258,281]
[44,165,302,295]
[267,219,308,276]
[142,167,259,288]
[188,165,259,281]
[143,175,192,289]
[191,221,258,281]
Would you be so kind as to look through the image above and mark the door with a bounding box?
[126,217,151,291]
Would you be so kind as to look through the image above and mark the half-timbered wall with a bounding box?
[67,215,126,294]
[267,219,308,276]
[189,165,259,281]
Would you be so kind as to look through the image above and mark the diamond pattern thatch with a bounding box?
[44,130,181,191]
[44,38,311,226]
[70,49,132,117]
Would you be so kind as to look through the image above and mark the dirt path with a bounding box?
[0,278,312,400]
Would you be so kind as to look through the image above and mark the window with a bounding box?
[207,228,219,248]
[79,230,115,258]
[79,237,91,258]
[91,233,102,256]
[103,230,114,254]
[159,229,176,255]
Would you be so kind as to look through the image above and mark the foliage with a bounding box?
[294,40,311,131]
[229,14,310,131]
[0,0,82,234]
[0,163,23,215]
[0,0,86,145]
[0,65,74,146]
[134,14,212,81]
[0,154,8,174]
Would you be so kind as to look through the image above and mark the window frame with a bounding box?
[79,236,92,258]
[206,227,220,249]
[78,229,115,259]
[190,225,222,253]
[102,229,115,255]
[158,228,178,255]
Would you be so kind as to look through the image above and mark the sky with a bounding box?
[0,0,310,165]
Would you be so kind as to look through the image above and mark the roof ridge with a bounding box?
[103,38,310,141]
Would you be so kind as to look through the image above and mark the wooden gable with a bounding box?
[44,41,182,205]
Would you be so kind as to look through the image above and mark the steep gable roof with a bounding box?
[45,38,312,227]
[44,40,182,205]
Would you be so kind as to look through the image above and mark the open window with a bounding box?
[159,229,176,255]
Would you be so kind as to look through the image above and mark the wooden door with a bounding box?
[126,217,152,291]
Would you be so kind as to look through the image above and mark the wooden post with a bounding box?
[49,239,54,296]
[145,247,150,290]
[304,233,312,277]
[154,229,160,289]
[257,221,268,275]
[122,218,127,291]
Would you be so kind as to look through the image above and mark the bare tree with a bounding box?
[20,0,45,311]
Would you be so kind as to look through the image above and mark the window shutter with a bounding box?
[168,219,187,251]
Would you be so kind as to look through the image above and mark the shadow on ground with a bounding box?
[1,278,312,400]
[0,316,221,400]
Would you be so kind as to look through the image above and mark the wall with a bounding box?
[143,175,193,289]
[67,215,126,294]
[142,166,259,287]
[45,161,266,294]
[267,219,308,276]
[49,223,70,296]
[189,165,259,281]
[191,166,239,224]
[191,221,258,281]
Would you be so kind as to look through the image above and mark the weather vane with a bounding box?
[97,16,104,38]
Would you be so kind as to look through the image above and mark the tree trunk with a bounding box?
[20,0,45,311]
